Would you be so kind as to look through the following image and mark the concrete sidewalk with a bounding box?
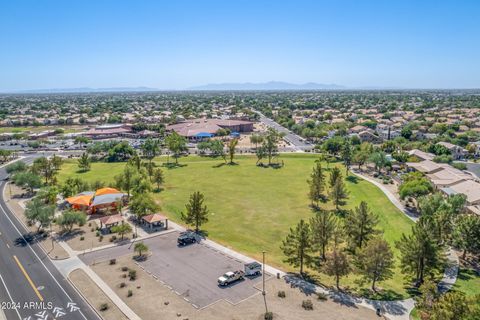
[351,169,419,222]
[54,241,142,320]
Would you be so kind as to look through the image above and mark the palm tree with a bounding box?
[134,242,149,257]
[228,139,239,165]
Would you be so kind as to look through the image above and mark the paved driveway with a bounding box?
[80,231,269,308]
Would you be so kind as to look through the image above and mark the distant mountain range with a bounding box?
[1,82,410,94]
[188,81,345,91]
[6,87,159,94]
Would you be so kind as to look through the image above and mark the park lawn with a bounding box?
[410,268,480,319]
[453,268,480,297]
[58,154,414,299]
[0,125,85,134]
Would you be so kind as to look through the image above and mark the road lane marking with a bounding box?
[0,273,22,320]
[0,183,91,320]
[13,255,44,302]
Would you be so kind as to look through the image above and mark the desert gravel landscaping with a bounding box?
[69,269,128,320]
[89,254,376,320]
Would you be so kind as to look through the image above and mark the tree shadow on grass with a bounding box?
[457,268,477,281]
[346,175,359,184]
[212,162,240,168]
[256,163,284,170]
[162,163,187,170]
[358,288,404,301]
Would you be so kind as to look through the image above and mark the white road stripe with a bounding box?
[0,185,91,320]
[0,273,22,320]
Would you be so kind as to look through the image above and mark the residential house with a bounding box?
[437,142,467,160]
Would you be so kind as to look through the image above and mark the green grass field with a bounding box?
[0,125,84,134]
[453,268,480,297]
[58,154,414,298]
[410,268,480,319]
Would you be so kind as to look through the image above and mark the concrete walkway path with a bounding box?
[351,169,419,222]
[47,167,459,320]
[54,240,142,320]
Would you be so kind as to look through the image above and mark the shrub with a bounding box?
[79,236,85,241]
[90,228,94,232]
[99,303,109,311]
[316,292,328,301]
[119,282,126,288]
[264,311,273,320]
[121,266,129,272]
[121,274,127,278]
[127,290,133,297]
[128,269,137,281]
[302,300,313,310]
[95,231,100,237]
[99,235,103,242]
[88,222,92,227]
[109,259,116,265]
[277,290,286,298]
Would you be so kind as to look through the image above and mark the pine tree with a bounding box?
[281,219,312,275]
[396,217,444,286]
[329,178,349,211]
[323,248,350,290]
[356,237,394,291]
[309,209,336,263]
[307,161,326,206]
[329,167,342,188]
[77,152,91,172]
[181,191,209,233]
[344,201,379,251]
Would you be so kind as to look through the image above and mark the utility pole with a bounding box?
[262,250,268,314]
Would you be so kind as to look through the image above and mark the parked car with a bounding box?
[218,270,245,286]
[244,262,262,276]
[177,231,196,246]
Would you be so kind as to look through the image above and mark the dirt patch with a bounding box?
[90,254,376,320]
[69,269,128,320]
[62,220,105,252]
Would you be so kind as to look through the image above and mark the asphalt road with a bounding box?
[0,157,100,320]
[80,231,268,308]
[255,111,313,151]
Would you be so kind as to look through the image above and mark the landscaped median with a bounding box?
[58,154,414,299]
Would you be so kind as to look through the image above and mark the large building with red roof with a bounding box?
[84,123,133,139]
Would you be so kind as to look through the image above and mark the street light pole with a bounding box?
[262,250,268,314]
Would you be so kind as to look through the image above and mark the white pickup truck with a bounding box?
[217,270,245,286]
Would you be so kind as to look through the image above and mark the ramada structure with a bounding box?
[407,149,480,215]
[65,187,126,214]
[166,118,254,140]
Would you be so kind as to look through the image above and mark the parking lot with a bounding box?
[80,231,270,308]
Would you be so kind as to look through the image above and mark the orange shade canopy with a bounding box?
[95,187,121,196]
[65,194,93,206]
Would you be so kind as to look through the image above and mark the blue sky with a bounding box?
[0,0,479,91]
